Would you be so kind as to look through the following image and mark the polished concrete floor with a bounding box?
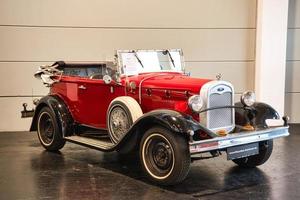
[0,124,299,200]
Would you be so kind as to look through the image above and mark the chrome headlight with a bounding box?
[188,95,203,112]
[241,91,256,106]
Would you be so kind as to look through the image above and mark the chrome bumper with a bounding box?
[189,126,289,154]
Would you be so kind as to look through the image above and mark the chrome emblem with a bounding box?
[217,87,224,92]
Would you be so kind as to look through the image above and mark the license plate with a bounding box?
[227,143,259,160]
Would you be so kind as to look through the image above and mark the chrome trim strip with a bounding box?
[189,126,289,154]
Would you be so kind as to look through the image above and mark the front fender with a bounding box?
[30,95,74,137]
[235,102,280,128]
[131,109,202,134]
[115,109,211,153]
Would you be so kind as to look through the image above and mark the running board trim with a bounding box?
[65,136,115,151]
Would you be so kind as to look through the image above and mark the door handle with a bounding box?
[78,85,87,90]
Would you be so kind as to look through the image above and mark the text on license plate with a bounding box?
[227,142,259,160]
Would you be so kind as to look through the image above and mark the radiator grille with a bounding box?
[207,92,233,129]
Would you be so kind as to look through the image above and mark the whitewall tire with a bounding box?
[37,107,66,151]
[107,96,143,144]
[139,126,190,185]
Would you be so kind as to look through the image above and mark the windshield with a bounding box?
[117,49,184,76]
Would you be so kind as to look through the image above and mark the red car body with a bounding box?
[51,72,211,128]
[23,49,289,185]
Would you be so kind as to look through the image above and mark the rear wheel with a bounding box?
[232,140,273,168]
[140,126,190,185]
[37,107,65,151]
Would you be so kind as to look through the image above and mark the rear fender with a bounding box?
[30,95,74,137]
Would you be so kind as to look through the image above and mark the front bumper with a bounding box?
[189,126,289,154]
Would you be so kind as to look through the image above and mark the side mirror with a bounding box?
[185,71,191,76]
[103,75,112,84]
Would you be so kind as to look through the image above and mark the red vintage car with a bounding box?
[22,49,289,185]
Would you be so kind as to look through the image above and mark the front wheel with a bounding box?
[140,126,190,185]
[232,140,273,168]
[37,107,65,151]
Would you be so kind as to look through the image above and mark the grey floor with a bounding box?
[0,124,299,200]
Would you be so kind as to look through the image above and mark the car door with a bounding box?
[75,78,110,128]
[76,78,126,129]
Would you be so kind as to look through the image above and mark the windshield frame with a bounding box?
[116,49,185,76]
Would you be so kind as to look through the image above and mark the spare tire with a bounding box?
[107,96,143,144]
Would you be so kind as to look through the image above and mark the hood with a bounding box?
[126,72,212,94]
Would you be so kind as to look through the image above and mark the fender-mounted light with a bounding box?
[241,91,256,107]
[188,95,203,113]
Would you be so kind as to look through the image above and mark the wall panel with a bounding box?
[286,29,300,60]
[186,61,254,93]
[285,61,300,93]
[0,62,49,96]
[288,0,300,28]
[285,93,300,123]
[0,97,36,131]
[0,27,255,62]
[0,0,256,28]
[286,0,300,122]
[0,0,257,131]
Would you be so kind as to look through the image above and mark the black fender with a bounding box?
[30,95,74,137]
[115,109,209,152]
[235,102,280,128]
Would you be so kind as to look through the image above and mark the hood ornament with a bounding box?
[216,73,222,80]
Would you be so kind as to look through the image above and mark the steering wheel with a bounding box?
[89,73,103,79]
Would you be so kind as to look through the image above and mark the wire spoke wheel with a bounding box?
[107,97,143,144]
[109,106,130,142]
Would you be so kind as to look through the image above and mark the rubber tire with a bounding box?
[140,126,190,185]
[37,107,66,151]
[232,140,273,168]
[107,96,143,144]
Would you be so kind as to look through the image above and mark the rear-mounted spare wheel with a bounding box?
[107,97,143,144]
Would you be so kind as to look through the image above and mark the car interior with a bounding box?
[53,61,116,80]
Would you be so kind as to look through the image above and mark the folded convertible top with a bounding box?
[52,61,112,69]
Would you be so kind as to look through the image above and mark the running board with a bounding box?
[65,136,115,151]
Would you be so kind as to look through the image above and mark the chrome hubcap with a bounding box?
[110,107,130,141]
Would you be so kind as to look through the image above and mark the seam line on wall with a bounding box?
[0,24,256,30]
[285,92,300,94]
[0,60,255,63]
[0,95,45,98]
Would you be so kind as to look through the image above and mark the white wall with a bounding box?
[255,0,289,117]
[286,0,300,123]
[0,0,257,131]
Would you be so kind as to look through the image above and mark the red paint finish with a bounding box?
[50,72,211,129]
[51,76,125,128]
